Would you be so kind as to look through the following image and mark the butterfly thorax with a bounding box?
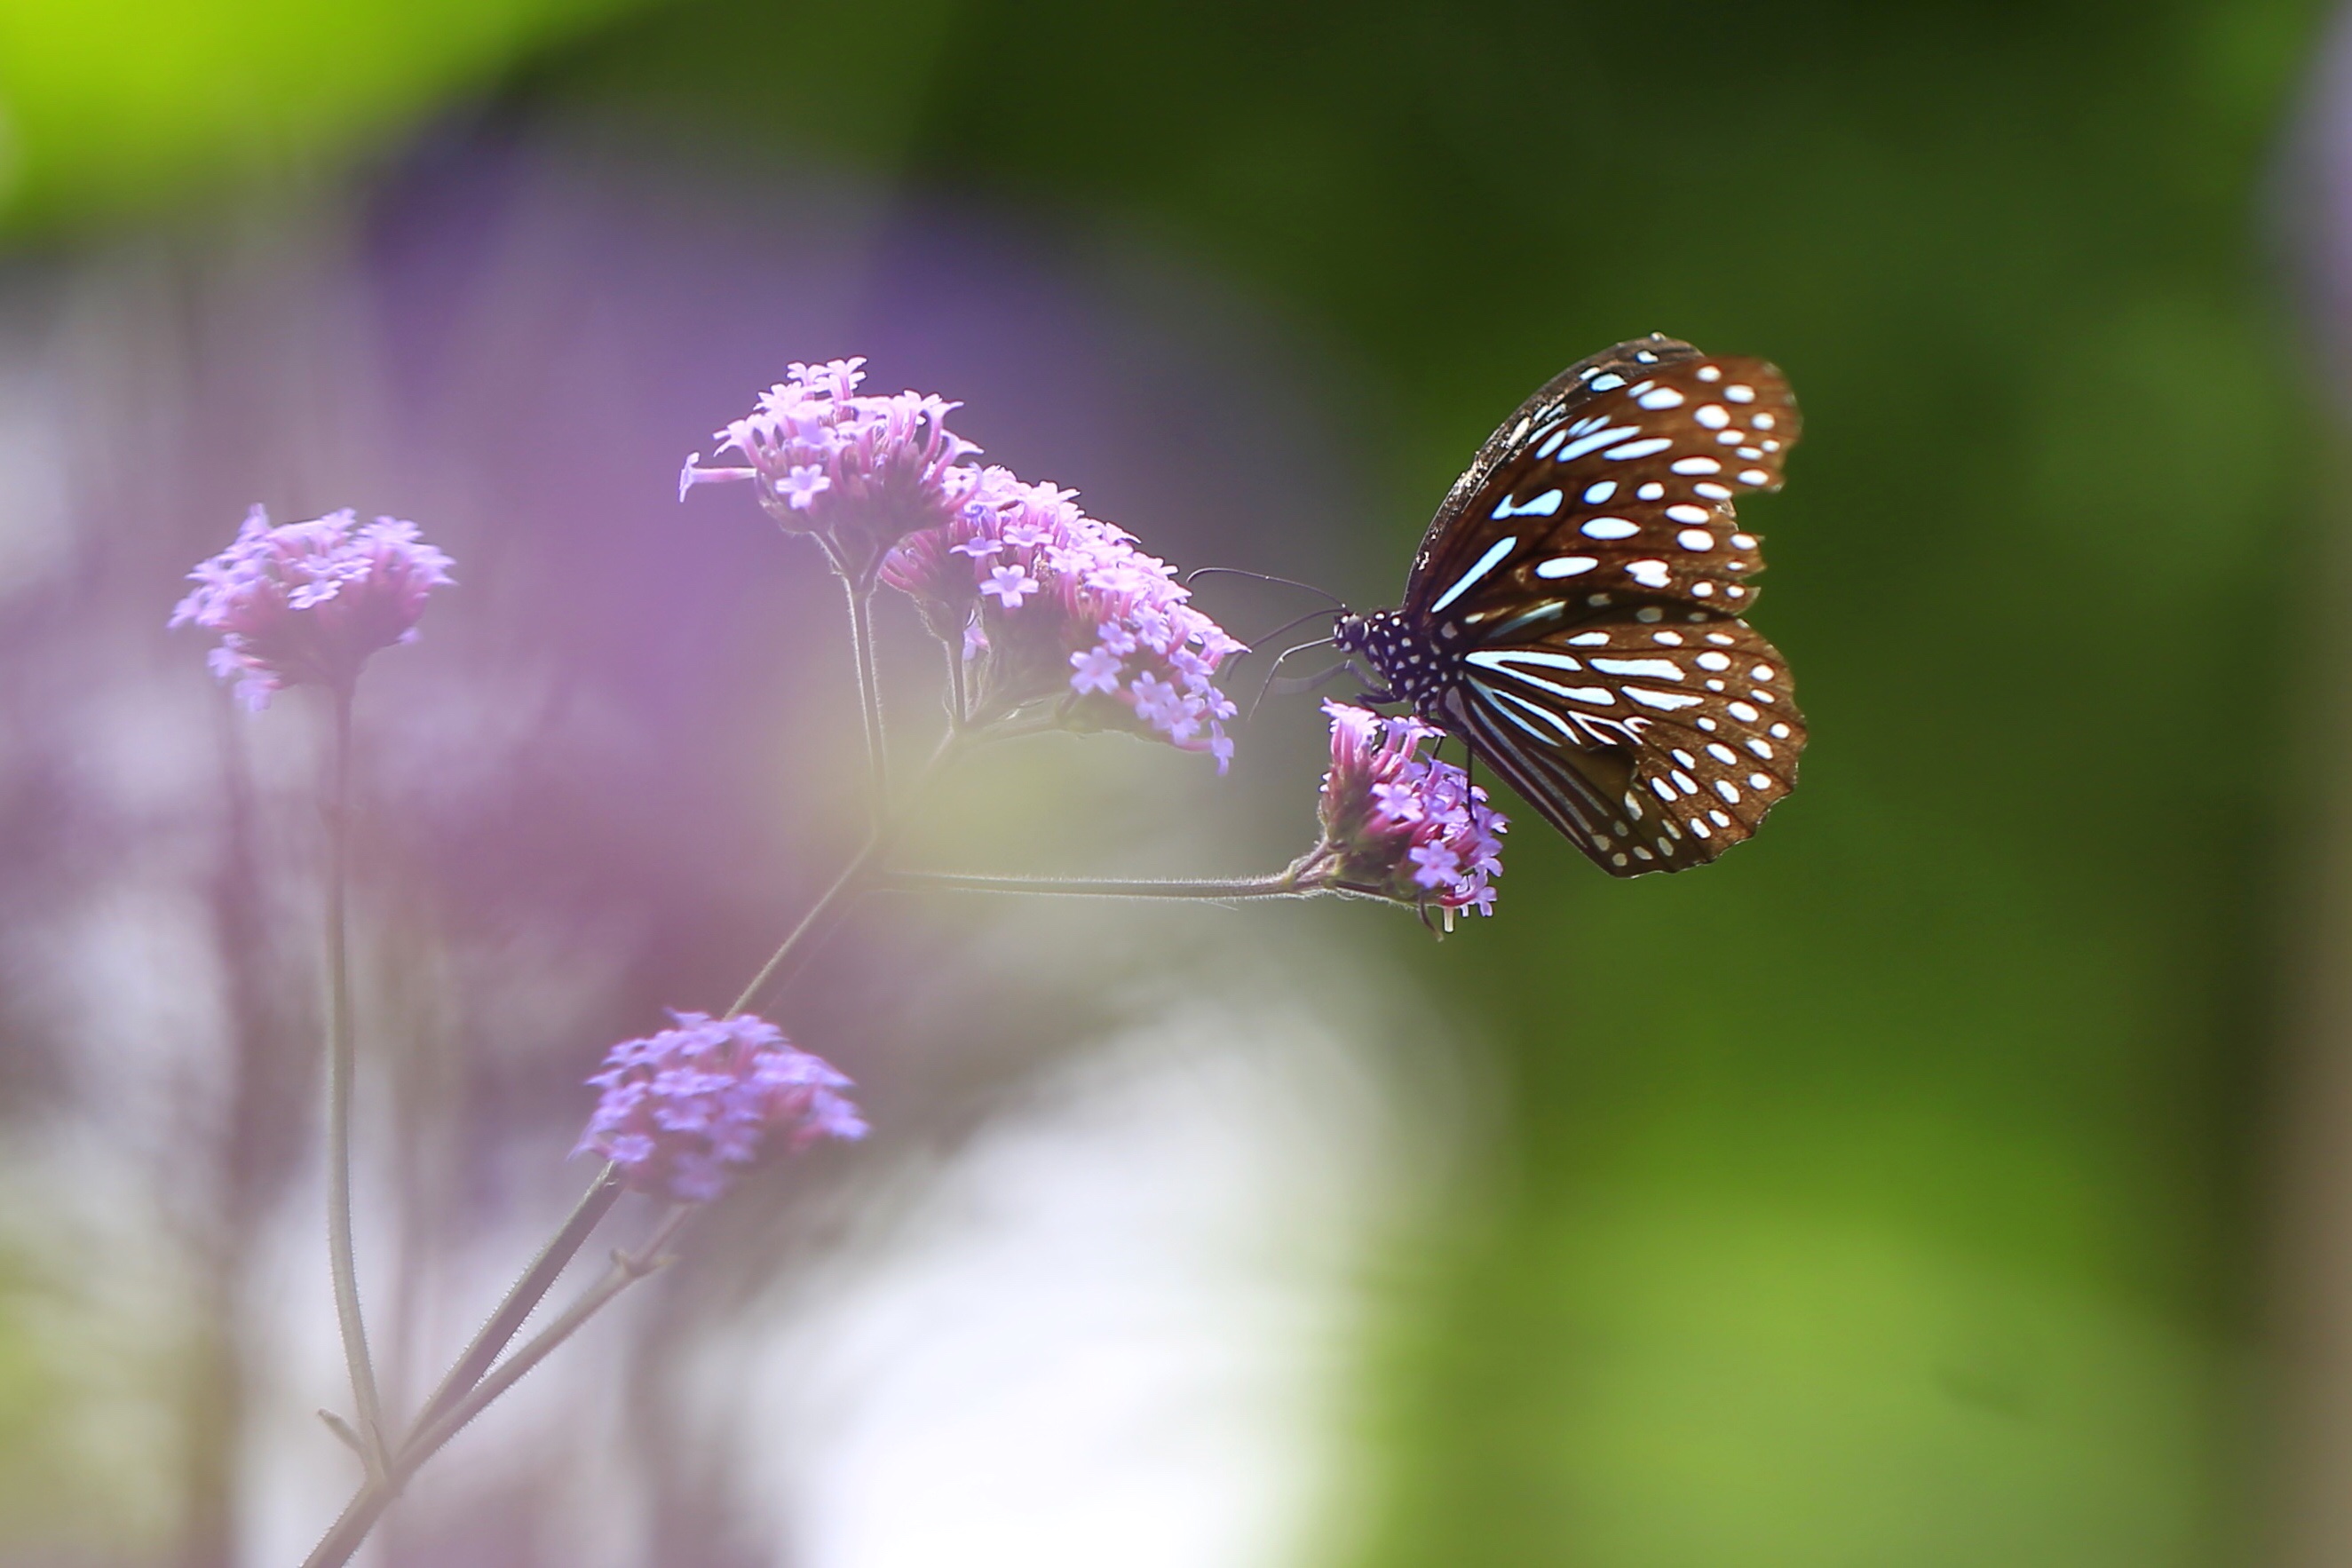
[1334,608,1449,720]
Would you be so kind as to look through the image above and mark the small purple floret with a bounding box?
[1310,701,1507,915]
[576,1010,866,1204]
[881,467,1247,769]
[170,505,455,709]
[679,358,979,572]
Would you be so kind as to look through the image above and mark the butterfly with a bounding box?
[1332,334,1806,877]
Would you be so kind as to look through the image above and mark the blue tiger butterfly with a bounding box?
[1334,334,1806,876]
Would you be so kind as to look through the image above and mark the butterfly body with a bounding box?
[1334,334,1807,877]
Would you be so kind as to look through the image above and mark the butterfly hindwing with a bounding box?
[1450,615,1802,876]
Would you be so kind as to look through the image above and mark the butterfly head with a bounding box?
[1330,606,1445,714]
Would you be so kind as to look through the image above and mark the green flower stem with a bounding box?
[399,1204,693,1467]
[945,640,970,730]
[300,1204,691,1568]
[323,684,388,1477]
[825,544,890,827]
[726,727,963,1015]
[404,1164,624,1439]
[876,866,1317,902]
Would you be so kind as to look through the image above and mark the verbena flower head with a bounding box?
[881,466,1247,770]
[170,505,455,709]
[576,1010,866,1204]
[1303,701,1507,915]
[679,358,980,582]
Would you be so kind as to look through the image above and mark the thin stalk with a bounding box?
[400,1205,692,1467]
[945,639,969,730]
[405,1165,623,1438]
[877,867,1313,902]
[323,685,388,1476]
[302,1206,691,1568]
[833,558,889,822]
[726,727,962,1015]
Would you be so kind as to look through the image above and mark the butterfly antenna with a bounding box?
[1238,604,1342,649]
[1184,566,1345,607]
[1247,635,1337,726]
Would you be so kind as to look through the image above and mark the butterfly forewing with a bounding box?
[1411,340,1800,627]
[1379,334,1808,878]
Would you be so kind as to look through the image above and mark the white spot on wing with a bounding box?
[1581,518,1639,540]
[1464,648,1587,677]
[1671,456,1721,475]
[1491,490,1562,519]
[1694,405,1730,429]
[1676,530,1715,551]
[1533,556,1598,578]
[1624,559,1671,588]
[1636,386,1684,409]
[1603,437,1674,460]
[1555,425,1643,463]
[1582,480,1617,504]
[1626,686,1704,711]
[1429,535,1518,613]
[1590,657,1683,680]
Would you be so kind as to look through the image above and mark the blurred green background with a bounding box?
[0,0,2333,1564]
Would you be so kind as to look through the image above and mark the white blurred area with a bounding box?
[725,997,1436,1568]
[0,115,1474,1568]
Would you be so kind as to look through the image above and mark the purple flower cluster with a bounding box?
[882,468,1247,769]
[679,358,979,579]
[577,1011,866,1203]
[169,505,455,709]
[1309,701,1506,915]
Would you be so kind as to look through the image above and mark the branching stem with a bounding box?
[406,1166,624,1439]
[300,1204,689,1568]
[300,730,967,1568]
